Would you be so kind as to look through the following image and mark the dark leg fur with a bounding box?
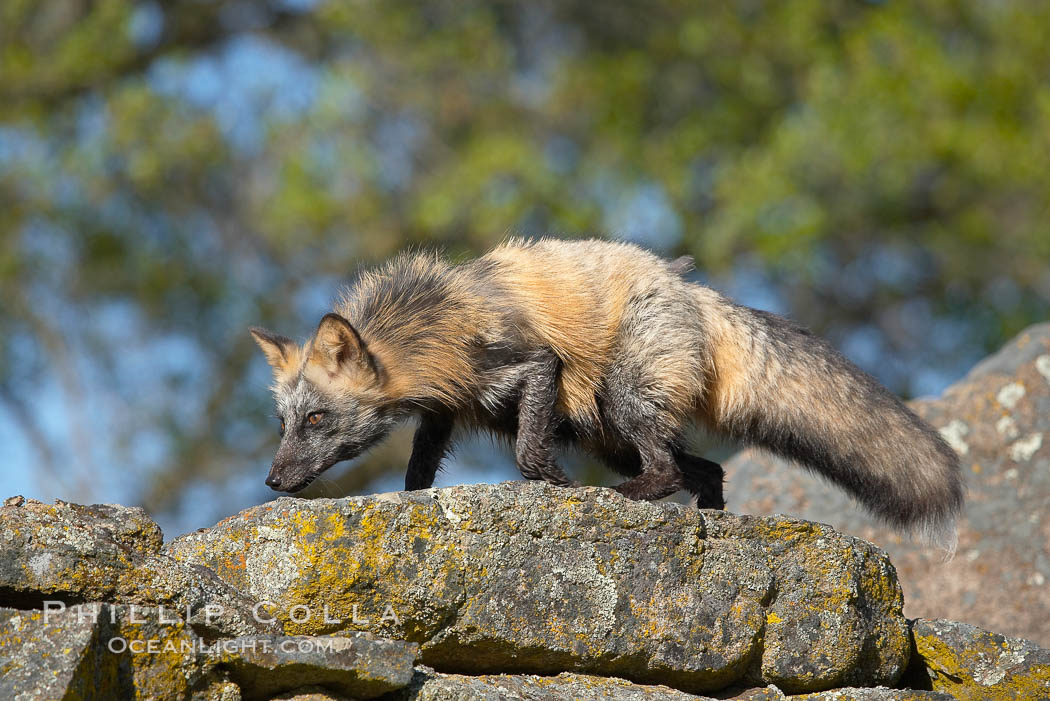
[515,351,580,488]
[611,438,684,501]
[599,362,689,501]
[672,446,725,509]
[405,412,454,490]
[591,441,723,507]
[590,443,644,479]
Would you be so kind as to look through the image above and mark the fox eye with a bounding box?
[306,412,324,426]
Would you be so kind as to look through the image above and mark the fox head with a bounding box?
[250,314,397,492]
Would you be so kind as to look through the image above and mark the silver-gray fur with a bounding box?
[266,371,400,492]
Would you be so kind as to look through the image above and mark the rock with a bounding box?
[390,668,711,700]
[727,687,792,701]
[106,603,212,700]
[191,671,243,701]
[387,673,951,701]
[217,634,417,700]
[270,686,349,701]
[0,498,279,639]
[724,322,1050,646]
[0,604,117,700]
[0,602,210,700]
[786,688,952,700]
[166,482,910,694]
[127,554,280,640]
[908,618,1050,700]
[0,500,162,607]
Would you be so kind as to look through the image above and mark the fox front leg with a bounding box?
[515,351,580,488]
[405,412,454,491]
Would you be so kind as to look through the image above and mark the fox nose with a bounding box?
[265,472,283,490]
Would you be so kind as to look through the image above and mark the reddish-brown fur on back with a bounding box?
[480,239,708,424]
[320,239,704,425]
[482,242,618,422]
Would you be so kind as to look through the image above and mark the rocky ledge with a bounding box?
[2,482,1048,700]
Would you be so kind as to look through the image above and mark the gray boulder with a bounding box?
[218,634,417,700]
[908,618,1050,700]
[167,482,911,694]
[725,322,1050,646]
[0,604,115,700]
[0,602,209,700]
[781,689,951,700]
[388,668,709,700]
[734,688,951,700]
[384,671,952,701]
[0,498,279,639]
[268,686,349,701]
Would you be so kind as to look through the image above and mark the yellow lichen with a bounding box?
[915,632,1050,700]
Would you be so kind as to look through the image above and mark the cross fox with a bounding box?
[251,238,963,545]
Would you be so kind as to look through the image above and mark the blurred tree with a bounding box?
[1,0,1047,531]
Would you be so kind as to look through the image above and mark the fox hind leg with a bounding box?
[592,441,722,507]
[673,447,725,509]
[600,280,714,502]
[611,438,684,501]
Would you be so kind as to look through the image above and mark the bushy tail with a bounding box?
[701,293,963,550]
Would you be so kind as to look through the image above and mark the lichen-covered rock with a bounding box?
[787,688,952,700]
[0,602,211,700]
[703,516,907,691]
[127,554,279,640]
[726,323,1050,645]
[727,688,951,700]
[909,618,1050,700]
[730,687,793,701]
[389,668,711,700]
[217,634,417,699]
[270,686,349,700]
[107,603,213,700]
[166,482,910,694]
[191,671,243,701]
[0,500,161,605]
[0,604,117,700]
[388,673,951,701]
[0,498,279,639]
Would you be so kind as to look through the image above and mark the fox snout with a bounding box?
[264,465,288,490]
[265,461,316,492]
[265,447,319,493]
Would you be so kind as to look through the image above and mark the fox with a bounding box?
[250,238,963,545]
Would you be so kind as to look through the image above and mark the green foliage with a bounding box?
[1,1,1047,527]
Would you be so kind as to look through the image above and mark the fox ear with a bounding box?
[250,327,298,375]
[310,313,378,377]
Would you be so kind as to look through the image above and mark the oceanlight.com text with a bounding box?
[106,636,339,655]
